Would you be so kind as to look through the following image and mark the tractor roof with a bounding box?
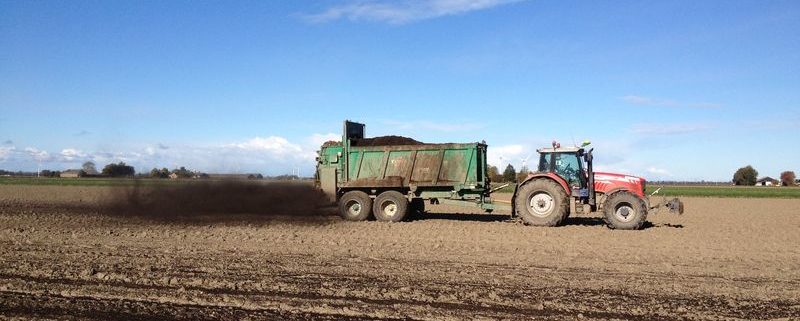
[537,147,584,153]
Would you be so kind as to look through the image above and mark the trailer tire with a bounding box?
[339,191,373,221]
[514,179,568,226]
[373,191,409,222]
[603,191,647,230]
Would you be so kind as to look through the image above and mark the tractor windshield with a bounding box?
[554,153,582,186]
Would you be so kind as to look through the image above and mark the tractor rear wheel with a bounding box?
[373,191,409,222]
[514,179,569,226]
[339,191,373,221]
[603,191,647,230]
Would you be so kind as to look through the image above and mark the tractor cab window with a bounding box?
[554,153,582,186]
[538,153,551,172]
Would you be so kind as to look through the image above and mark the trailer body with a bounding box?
[317,121,490,205]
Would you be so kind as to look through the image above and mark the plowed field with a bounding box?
[1,184,798,320]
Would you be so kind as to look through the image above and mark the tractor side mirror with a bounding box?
[585,148,593,162]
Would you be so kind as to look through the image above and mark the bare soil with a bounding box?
[1,184,799,320]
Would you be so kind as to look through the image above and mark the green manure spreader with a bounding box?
[316,121,683,229]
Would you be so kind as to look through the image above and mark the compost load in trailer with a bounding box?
[351,136,424,146]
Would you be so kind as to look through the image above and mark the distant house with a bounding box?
[60,170,82,178]
[168,172,179,179]
[756,177,779,186]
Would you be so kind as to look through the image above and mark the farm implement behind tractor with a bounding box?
[316,121,683,230]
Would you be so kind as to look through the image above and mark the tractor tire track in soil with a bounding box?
[1,185,799,320]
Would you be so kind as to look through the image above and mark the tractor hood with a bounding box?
[593,172,646,196]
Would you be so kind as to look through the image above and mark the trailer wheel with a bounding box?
[373,191,409,222]
[514,179,568,226]
[339,191,373,221]
[603,191,647,230]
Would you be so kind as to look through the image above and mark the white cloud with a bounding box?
[308,133,340,146]
[60,148,87,161]
[304,0,525,24]
[24,147,51,162]
[487,144,530,169]
[621,95,721,109]
[629,123,715,135]
[647,167,671,176]
[227,136,303,155]
[0,145,14,161]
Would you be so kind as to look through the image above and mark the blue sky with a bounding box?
[1,0,798,180]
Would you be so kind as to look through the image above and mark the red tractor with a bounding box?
[512,142,683,230]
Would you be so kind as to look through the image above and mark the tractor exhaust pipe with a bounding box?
[586,148,596,208]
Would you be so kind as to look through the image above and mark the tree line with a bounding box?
[147,166,202,179]
[487,164,530,183]
[34,161,135,178]
[733,165,796,186]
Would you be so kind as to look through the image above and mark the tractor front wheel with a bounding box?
[603,191,647,230]
[514,179,569,226]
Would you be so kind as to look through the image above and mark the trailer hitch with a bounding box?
[488,183,511,194]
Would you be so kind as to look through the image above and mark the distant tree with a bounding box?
[487,165,501,183]
[171,166,193,178]
[40,170,53,177]
[732,165,758,186]
[102,162,135,177]
[780,171,796,186]
[82,161,98,175]
[149,168,168,178]
[502,164,517,183]
[516,166,530,183]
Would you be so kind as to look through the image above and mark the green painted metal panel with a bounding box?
[347,151,361,180]
[410,150,441,183]
[340,145,486,188]
[385,151,412,177]
[439,149,469,183]
[357,151,385,179]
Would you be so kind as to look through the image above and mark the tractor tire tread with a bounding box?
[602,191,648,230]
[514,178,569,226]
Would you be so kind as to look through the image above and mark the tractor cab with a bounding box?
[537,146,587,188]
[534,141,596,204]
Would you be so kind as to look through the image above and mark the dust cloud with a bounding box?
[105,180,332,219]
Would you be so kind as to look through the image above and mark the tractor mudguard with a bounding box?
[519,173,571,196]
